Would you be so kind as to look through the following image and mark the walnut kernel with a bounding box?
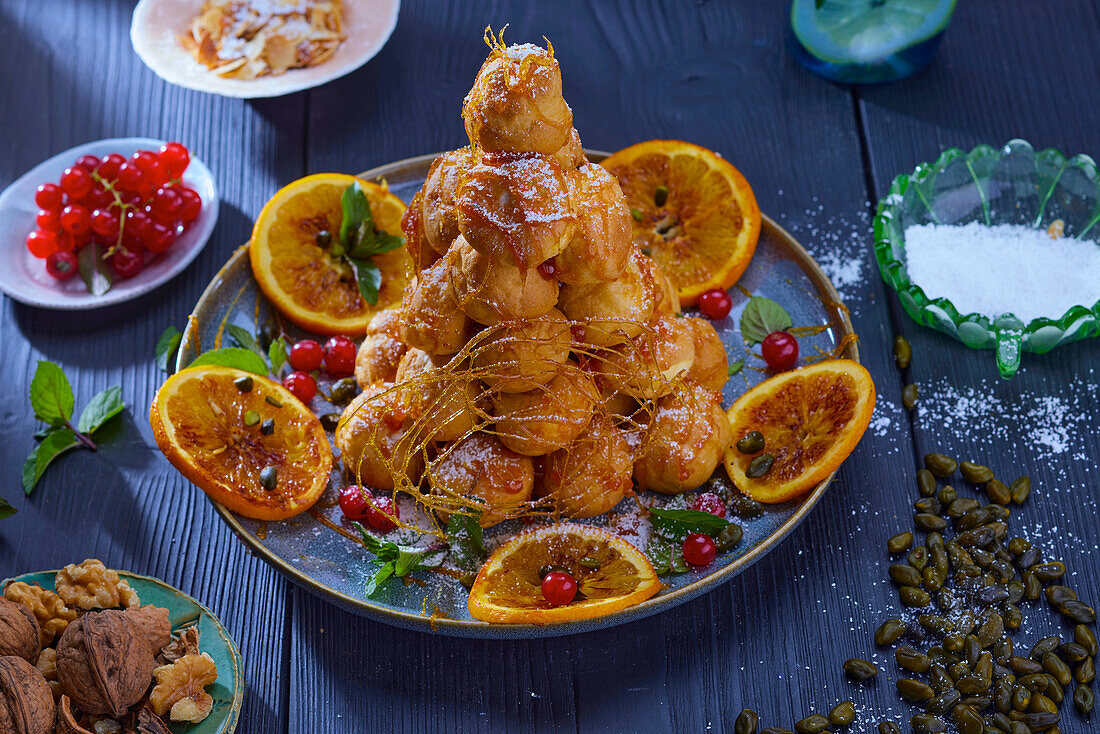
[149,653,218,724]
[3,582,76,647]
[34,648,59,700]
[54,560,139,611]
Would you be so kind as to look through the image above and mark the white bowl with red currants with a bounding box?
[0,137,218,309]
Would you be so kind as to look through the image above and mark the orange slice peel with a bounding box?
[723,359,875,504]
[151,365,333,520]
[601,140,761,306]
[249,173,410,336]
[467,523,661,624]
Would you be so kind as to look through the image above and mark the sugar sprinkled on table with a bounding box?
[904,222,1100,322]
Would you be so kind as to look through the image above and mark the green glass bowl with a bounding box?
[873,139,1100,378]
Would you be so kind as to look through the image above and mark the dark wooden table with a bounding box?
[3,1,1098,731]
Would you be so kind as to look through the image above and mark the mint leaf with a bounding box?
[155,326,183,373]
[354,522,443,596]
[188,348,269,376]
[77,386,125,434]
[29,361,74,427]
[226,324,266,359]
[446,512,486,571]
[23,428,79,495]
[649,506,731,539]
[268,336,288,374]
[739,297,792,346]
[647,534,689,576]
[339,181,372,248]
[349,258,381,305]
[728,358,745,377]
[78,241,112,296]
[0,498,16,519]
[365,561,395,597]
[348,230,404,260]
[815,0,826,8]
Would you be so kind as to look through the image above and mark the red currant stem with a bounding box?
[90,170,132,258]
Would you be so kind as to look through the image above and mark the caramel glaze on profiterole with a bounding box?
[340,32,734,529]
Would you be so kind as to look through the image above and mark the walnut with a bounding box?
[55,695,93,734]
[3,582,77,647]
[149,653,217,724]
[123,606,170,654]
[0,597,41,663]
[55,560,139,611]
[157,626,199,665]
[34,649,59,700]
[0,655,56,734]
[56,610,154,718]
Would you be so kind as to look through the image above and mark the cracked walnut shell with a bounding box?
[0,655,56,734]
[54,560,139,611]
[0,597,41,664]
[149,653,217,724]
[56,610,154,718]
[3,583,76,647]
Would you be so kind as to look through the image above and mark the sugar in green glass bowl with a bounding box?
[2,570,242,733]
[873,139,1100,378]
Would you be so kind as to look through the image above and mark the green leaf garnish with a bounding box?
[339,181,373,248]
[0,498,16,519]
[268,336,289,374]
[815,0,826,8]
[728,358,745,376]
[77,386,125,435]
[155,326,183,373]
[29,361,74,427]
[739,296,793,346]
[78,242,112,296]
[226,324,267,359]
[188,348,269,376]
[446,512,486,571]
[349,258,382,306]
[649,506,732,538]
[23,427,79,495]
[334,182,404,305]
[355,522,444,597]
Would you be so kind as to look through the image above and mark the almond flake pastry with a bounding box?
[180,0,346,80]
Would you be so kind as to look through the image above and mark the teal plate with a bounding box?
[179,152,859,638]
[3,570,242,733]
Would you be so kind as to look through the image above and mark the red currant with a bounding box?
[26,230,59,258]
[282,371,317,403]
[178,187,202,223]
[74,154,100,172]
[34,183,63,211]
[116,162,145,193]
[57,231,86,253]
[59,204,91,235]
[144,223,176,254]
[85,183,113,209]
[111,248,144,279]
[337,485,372,521]
[761,331,799,372]
[288,339,323,371]
[158,142,190,179]
[125,208,154,238]
[90,209,120,239]
[682,532,717,567]
[45,251,78,280]
[541,570,578,606]
[364,494,399,532]
[60,167,92,199]
[36,210,60,232]
[151,186,183,224]
[698,288,732,320]
[323,335,356,375]
[96,153,125,180]
[691,492,727,518]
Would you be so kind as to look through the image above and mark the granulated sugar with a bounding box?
[781,198,872,309]
[904,222,1100,322]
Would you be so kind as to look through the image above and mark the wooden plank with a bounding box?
[857,0,1100,729]
[298,1,917,731]
[0,1,306,731]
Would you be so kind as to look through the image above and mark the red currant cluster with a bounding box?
[27,142,202,284]
[337,485,399,532]
[281,335,357,403]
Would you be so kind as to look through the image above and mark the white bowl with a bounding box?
[0,137,219,310]
[131,0,401,99]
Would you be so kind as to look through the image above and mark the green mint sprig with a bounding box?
[335,182,404,305]
[355,522,445,596]
[646,506,734,576]
[0,498,15,519]
[157,322,289,378]
[739,296,793,346]
[24,361,126,495]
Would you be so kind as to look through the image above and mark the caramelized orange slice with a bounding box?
[602,140,761,306]
[467,524,661,624]
[151,365,332,520]
[723,359,875,504]
[249,173,411,336]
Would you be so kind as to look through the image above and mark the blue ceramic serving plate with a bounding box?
[3,570,242,733]
[178,152,859,638]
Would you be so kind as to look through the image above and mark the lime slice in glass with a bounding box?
[791,0,957,66]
